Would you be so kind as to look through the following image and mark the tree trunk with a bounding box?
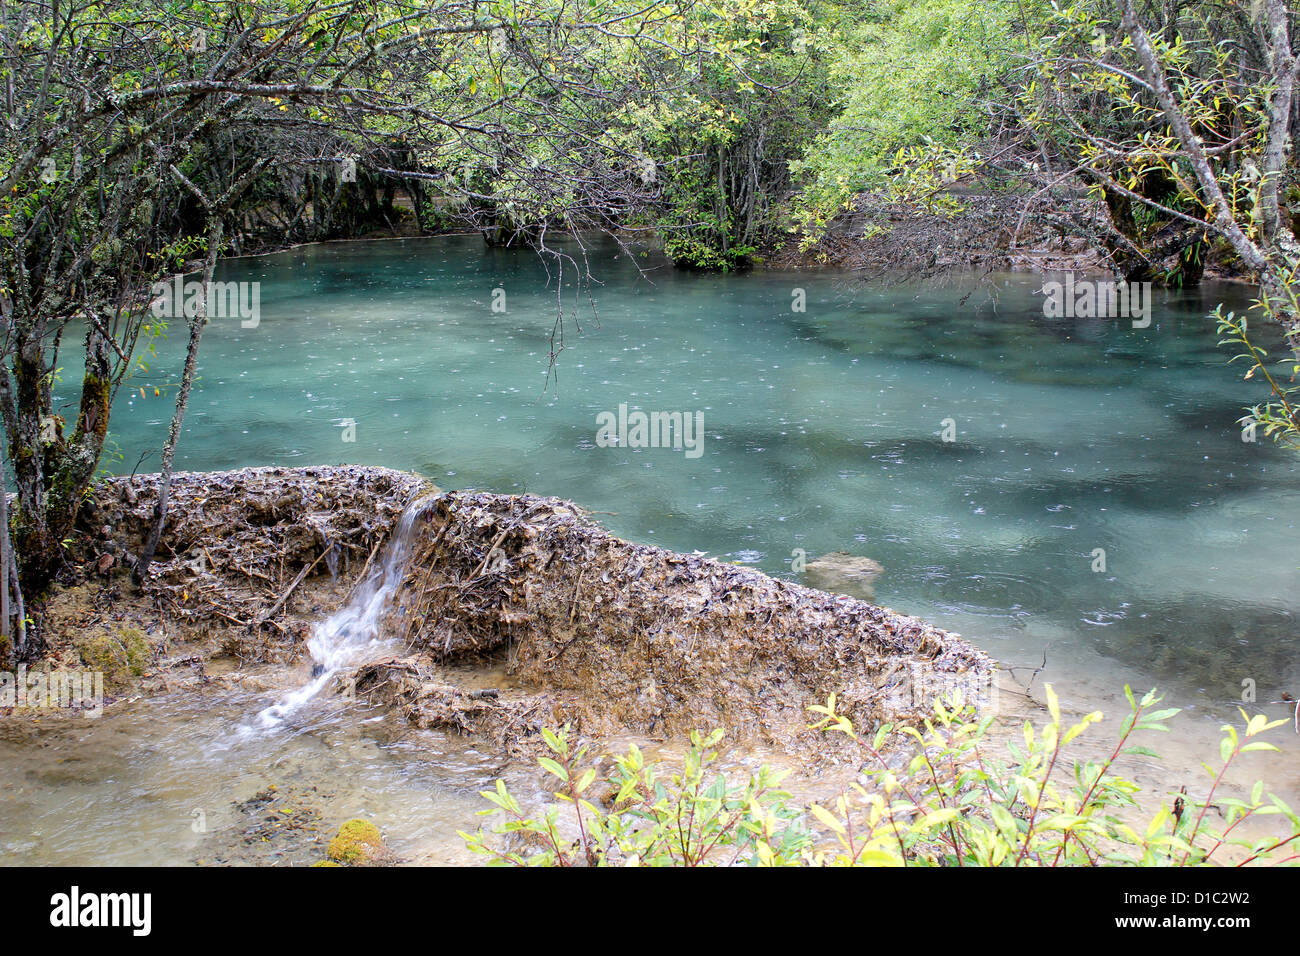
[133,219,224,584]
[2,316,113,608]
[0,450,23,662]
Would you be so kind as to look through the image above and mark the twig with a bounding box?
[259,546,331,622]
[471,525,512,578]
[347,534,385,600]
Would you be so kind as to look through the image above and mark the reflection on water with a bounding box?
[16,233,1298,863]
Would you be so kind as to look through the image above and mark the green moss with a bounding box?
[121,627,151,675]
[80,373,110,444]
[326,818,384,865]
[75,634,124,685]
[75,625,152,690]
[310,861,342,867]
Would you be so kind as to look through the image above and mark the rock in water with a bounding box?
[803,552,884,602]
[326,818,387,865]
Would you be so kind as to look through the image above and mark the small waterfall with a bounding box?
[247,494,435,732]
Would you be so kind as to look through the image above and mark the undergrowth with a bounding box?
[462,686,1300,866]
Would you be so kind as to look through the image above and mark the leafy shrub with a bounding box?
[1216,303,1300,451]
[463,686,1300,866]
[462,727,809,866]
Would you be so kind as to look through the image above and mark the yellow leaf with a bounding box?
[810,804,846,836]
[1145,806,1169,840]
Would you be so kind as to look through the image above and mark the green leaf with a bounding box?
[538,757,569,781]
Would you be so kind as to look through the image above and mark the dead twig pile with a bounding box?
[349,657,555,752]
[381,491,993,756]
[771,193,1109,279]
[89,465,431,660]
[72,466,992,759]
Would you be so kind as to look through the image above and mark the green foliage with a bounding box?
[614,0,831,270]
[465,686,1300,866]
[462,726,810,865]
[1007,2,1269,283]
[789,0,1031,237]
[1216,303,1300,451]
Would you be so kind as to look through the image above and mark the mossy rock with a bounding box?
[75,626,152,692]
[310,860,342,867]
[326,819,385,865]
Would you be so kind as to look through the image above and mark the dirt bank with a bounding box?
[766,192,1252,284]
[26,466,993,761]
[33,465,429,695]
[767,194,1108,276]
[366,491,992,758]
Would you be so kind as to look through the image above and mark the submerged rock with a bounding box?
[802,552,884,602]
[192,783,330,866]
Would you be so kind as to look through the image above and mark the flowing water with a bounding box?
[247,494,435,733]
[5,233,1300,864]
